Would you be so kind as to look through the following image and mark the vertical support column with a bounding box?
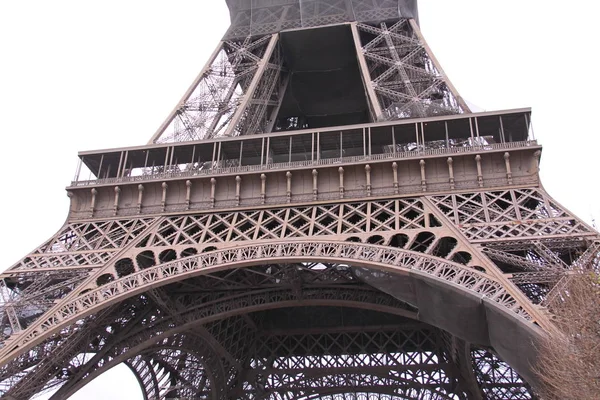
[445,121,450,148]
[415,123,420,149]
[338,167,345,199]
[265,137,271,166]
[98,154,104,180]
[210,178,216,208]
[365,165,372,196]
[161,182,168,212]
[447,157,455,190]
[117,151,124,179]
[113,186,121,216]
[235,176,242,206]
[368,128,372,158]
[286,172,292,203]
[90,188,97,218]
[190,145,196,167]
[260,174,267,204]
[163,148,170,170]
[469,118,475,142]
[312,169,319,200]
[223,34,280,138]
[350,22,383,121]
[475,155,483,187]
[316,132,320,161]
[185,180,192,210]
[504,152,513,185]
[392,162,399,194]
[121,151,129,178]
[137,184,144,214]
[419,160,427,192]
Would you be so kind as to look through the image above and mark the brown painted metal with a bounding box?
[1,1,598,399]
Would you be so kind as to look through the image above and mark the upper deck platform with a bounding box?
[71,109,533,188]
[224,0,418,39]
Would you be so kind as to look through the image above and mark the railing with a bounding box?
[70,140,538,188]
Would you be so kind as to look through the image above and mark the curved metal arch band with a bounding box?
[47,294,417,400]
[126,346,216,400]
[4,240,533,366]
[61,344,218,400]
[124,357,161,400]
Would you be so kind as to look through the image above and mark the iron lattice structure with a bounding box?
[1,1,599,399]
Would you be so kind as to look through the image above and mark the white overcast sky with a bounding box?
[0,1,599,399]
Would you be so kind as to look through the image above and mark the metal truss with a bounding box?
[1,195,541,344]
[471,349,534,400]
[0,186,580,396]
[150,6,468,144]
[1,3,598,398]
[356,19,469,120]
[150,33,285,143]
[0,267,536,399]
[3,187,598,355]
[4,188,595,339]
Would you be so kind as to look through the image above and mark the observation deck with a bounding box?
[67,109,541,220]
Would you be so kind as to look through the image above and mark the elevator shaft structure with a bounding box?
[0,1,598,399]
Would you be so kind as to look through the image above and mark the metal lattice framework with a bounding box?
[151,34,285,143]
[1,1,599,399]
[150,1,466,144]
[356,19,469,120]
[1,185,597,398]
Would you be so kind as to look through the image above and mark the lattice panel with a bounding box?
[139,199,431,250]
[429,189,593,242]
[205,316,255,364]
[357,20,465,120]
[29,218,155,256]
[154,34,281,143]
[472,349,534,399]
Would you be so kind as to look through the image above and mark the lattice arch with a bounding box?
[24,280,534,400]
[2,240,534,365]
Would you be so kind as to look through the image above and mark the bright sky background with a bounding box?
[0,1,599,398]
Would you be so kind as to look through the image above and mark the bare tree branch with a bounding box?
[536,270,600,399]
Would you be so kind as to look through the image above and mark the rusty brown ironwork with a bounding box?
[1,1,598,399]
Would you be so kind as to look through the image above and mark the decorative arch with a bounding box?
[44,286,418,400]
[3,240,542,393]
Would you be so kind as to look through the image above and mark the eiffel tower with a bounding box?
[1,1,599,399]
